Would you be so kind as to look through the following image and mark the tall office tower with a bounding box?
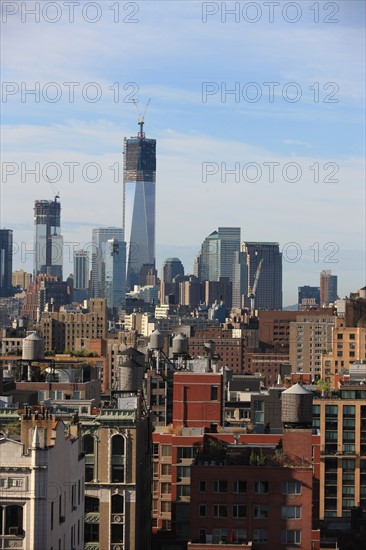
[298,285,320,310]
[242,242,282,310]
[193,253,202,279]
[320,270,338,306]
[91,227,124,298]
[218,227,241,280]
[34,199,63,279]
[12,270,32,291]
[73,250,89,302]
[105,238,126,310]
[200,231,219,281]
[0,229,13,297]
[162,257,184,283]
[231,250,248,309]
[200,227,240,282]
[123,118,156,290]
[139,263,158,286]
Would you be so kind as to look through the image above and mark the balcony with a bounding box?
[85,512,100,524]
[321,449,338,456]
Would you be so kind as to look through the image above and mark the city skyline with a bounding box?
[1,1,365,304]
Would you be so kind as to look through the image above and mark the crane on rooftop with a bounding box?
[248,259,264,313]
[45,175,60,203]
[132,98,151,138]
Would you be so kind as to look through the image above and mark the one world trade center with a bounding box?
[123,116,156,290]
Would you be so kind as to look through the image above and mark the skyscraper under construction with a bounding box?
[33,198,63,280]
[123,114,156,290]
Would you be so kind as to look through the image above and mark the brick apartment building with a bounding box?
[40,298,107,353]
[152,371,321,549]
[188,327,258,372]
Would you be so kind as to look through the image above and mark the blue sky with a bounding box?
[1,0,365,304]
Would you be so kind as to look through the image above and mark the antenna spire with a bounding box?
[132,98,151,138]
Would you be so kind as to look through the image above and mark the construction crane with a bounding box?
[132,98,151,138]
[45,175,60,202]
[248,259,264,312]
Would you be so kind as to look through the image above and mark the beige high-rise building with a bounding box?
[40,299,107,353]
[289,313,336,378]
[12,270,32,291]
[314,383,366,519]
[321,317,366,384]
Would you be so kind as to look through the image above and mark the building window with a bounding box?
[161,501,171,513]
[214,480,228,493]
[233,505,246,518]
[160,438,172,454]
[85,496,99,513]
[1,505,23,536]
[161,483,171,494]
[281,530,301,544]
[177,447,194,461]
[161,464,172,476]
[199,480,207,492]
[177,466,190,479]
[254,504,269,519]
[111,524,123,543]
[253,529,269,543]
[233,480,247,493]
[214,504,228,518]
[212,528,228,543]
[255,481,269,494]
[111,435,125,483]
[199,504,206,517]
[177,485,190,499]
[282,481,302,495]
[281,506,301,519]
[211,385,219,401]
[233,529,247,543]
[83,435,95,482]
[111,494,123,514]
[84,523,99,543]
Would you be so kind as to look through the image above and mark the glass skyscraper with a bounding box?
[242,241,282,310]
[91,227,124,298]
[198,227,241,283]
[73,250,89,302]
[123,122,156,290]
[0,229,13,297]
[105,238,126,310]
[33,199,63,279]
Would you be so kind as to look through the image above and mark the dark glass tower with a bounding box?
[123,119,156,290]
[34,199,63,279]
[0,229,13,297]
[242,242,282,310]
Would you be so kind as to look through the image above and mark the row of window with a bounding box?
[199,480,302,495]
[85,495,123,514]
[198,528,301,545]
[83,434,126,483]
[199,504,301,519]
